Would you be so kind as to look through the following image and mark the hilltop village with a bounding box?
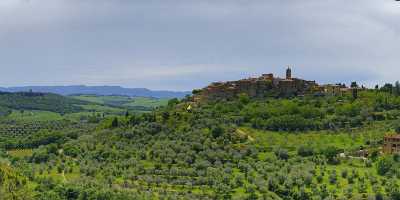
[194,67,360,101]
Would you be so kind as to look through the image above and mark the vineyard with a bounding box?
[0,120,71,136]
[0,119,95,150]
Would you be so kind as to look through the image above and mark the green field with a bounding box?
[72,95,169,111]
[122,96,169,108]
[71,95,131,105]
[71,95,169,109]
[240,123,389,152]
[79,104,125,114]
[5,110,63,122]
[7,149,33,158]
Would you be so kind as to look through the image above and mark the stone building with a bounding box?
[286,67,292,80]
[383,134,400,154]
[322,84,344,96]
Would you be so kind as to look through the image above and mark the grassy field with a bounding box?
[71,95,169,109]
[239,122,390,153]
[71,95,131,105]
[79,104,125,114]
[1,106,123,123]
[122,96,169,108]
[7,149,33,158]
[5,110,63,122]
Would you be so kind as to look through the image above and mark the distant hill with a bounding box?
[0,92,87,114]
[0,86,190,99]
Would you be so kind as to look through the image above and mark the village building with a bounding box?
[383,134,400,154]
[193,67,353,102]
[323,84,342,96]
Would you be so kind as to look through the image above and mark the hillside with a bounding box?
[0,92,87,114]
[0,87,400,199]
[0,85,190,99]
[0,164,33,199]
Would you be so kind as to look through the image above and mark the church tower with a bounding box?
[286,67,292,80]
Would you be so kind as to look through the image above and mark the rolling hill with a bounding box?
[2,86,400,199]
[0,92,87,114]
[0,85,190,99]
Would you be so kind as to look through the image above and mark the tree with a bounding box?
[341,170,348,178]
[376,156,393,175]
[344,186,353,199]
[192,89,202,95]
[386,179,400,200]
[297,146,314,157]
[395,81,400,96]
[238,93,250,105]
[375,192,384,200]
[381,83,394,94]
[322,146,340,164]
[329,170,337,184]
[167,98,180,107]
[211,126,224,138]
[274,148,289,160]
[129,115,141,126]
[111,117,119,128]
[125,110,130,118]
[352,88,358,99]
[162,111,170,122]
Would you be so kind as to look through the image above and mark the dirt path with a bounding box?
[61,170,67,182]
[236,128,255,142]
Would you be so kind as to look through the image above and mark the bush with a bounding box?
[274,148,289,160]
[167,98,180,107]
[211,126,224,138]
[376,156,394,176]
[322,146,340,164]
[396,125,400,134]
[111,117,119,128]
[297,146,314,157]
[341,170,348,178]
[238,93,250,105]
[329,171,337,184]
[30,147,50,163]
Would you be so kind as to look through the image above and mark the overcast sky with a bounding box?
[0,0,399,91]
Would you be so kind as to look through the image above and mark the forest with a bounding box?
[1,87,400,199]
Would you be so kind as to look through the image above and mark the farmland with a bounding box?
[71,95,169,110]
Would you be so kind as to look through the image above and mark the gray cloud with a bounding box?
[0,0,399,90]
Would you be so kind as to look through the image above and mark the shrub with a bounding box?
[396,125,400,134]
[211,126,224,138]
[329,170,337,184]
[341,170,348,178]
[274,148,289,160]
[322,146,340,164]
[111,117,119,128]
[297,146,314,157]
[376,156,394,176]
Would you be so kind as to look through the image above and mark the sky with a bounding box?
[0,0,399,91]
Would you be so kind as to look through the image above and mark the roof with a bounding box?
[384,134,400,139]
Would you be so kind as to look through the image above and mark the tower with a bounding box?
[286,66,292,80]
